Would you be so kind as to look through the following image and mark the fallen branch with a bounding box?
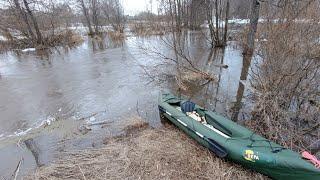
[78,165,87,180]
[11,158,23,180]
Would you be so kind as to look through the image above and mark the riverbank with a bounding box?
[26,117,267,180]
[0,30,84,53]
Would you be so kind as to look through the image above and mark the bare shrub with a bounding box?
[247,0,320,152]
[129,23,165,36]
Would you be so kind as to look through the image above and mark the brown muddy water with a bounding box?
[0,32,251,178]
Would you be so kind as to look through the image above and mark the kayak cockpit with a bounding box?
[166,100,232,139]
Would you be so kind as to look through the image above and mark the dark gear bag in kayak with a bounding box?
[181,101,196,114]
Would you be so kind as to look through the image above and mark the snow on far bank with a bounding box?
[200,18,319,28]
[21,48,36,52]
[229,18,250,24]
[200,18,250,28]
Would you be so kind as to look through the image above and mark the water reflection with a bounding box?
[24,139,43,167]
[89,34,125,52]
[231,54,252,121]
[210,48,226,110]
[90,37,106,52]
[168,43,243,117]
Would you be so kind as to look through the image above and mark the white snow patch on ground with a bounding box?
[0,35,7,41]
[21,48,36,52]
[229,18,250,24]
[88,116,96,123]
[200,18,250,28]
[14,128,33,136]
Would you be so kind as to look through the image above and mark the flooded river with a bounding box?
[0,32,251,178]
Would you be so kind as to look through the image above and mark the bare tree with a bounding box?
[108,0,125,33]
[243,0,260,55]
[1,0,82,48]
[22,0,43,44]
[12,0,36,41]
[247,0,320,151]
[91,0,100,33]
[78,0,94,35]
[204,0,230,47]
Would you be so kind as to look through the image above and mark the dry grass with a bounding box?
[0,30,83,52]
[43,30,84,48]
[27,117,267,180]
[129,23,166,36]
[108,31,126,41]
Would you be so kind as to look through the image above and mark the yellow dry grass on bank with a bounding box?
[27,117,267,180]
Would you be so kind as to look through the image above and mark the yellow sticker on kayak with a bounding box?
[244,150,260,162]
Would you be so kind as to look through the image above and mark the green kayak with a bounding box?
[158,92,320,180]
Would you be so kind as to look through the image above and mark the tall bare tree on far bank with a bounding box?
[205,0,230,48]
[12,0,35,41]
[91,0,100,33]
[110,0,125,33]
[243,0,260,55]
[78,0,94,35]
[12,0,43,44]
[22,0,43,44]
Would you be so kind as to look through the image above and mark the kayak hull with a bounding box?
[158,93,320,180]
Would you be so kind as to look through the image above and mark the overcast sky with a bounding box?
[123,0,158,15]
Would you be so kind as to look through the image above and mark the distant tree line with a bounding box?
[77,0,125,35]
[0,0,125,48]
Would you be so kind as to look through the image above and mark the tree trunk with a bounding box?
[23,0,43,44]
[244,0,260,55]
[214,0,220,46]
[176,0,182,31]
[79,0,94,35]
[12,0,35,42]
[92,0,99,33]
[223,0,229,45]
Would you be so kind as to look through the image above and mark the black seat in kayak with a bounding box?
[181,101,195,114]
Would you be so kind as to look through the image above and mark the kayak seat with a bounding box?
[166,99,181,105]
[180,101,196,114]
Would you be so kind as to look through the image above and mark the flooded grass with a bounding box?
[27,117,267,180]
[0,31,84,52]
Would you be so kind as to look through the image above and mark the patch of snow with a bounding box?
[0,115,59,141]
[229,18,250,24]
[21,48,36,52]
[89,116,96,122]
[0,35,7,41]
[14,128,33,136]
[39,115,57,127]
[200,18,251,28]
[200,23,209,28]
